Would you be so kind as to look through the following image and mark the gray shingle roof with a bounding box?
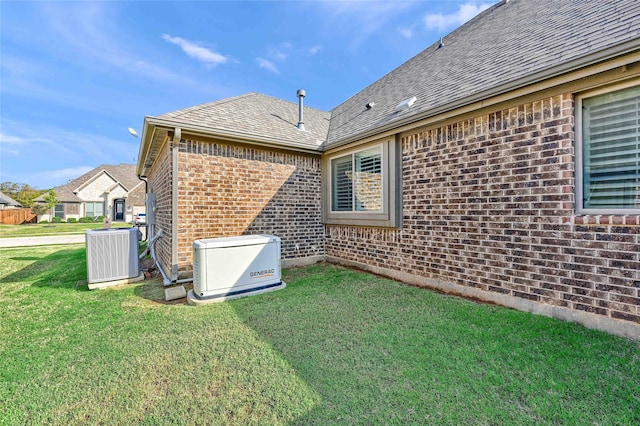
[140,0,640,161]
[326,0,640,146]
[159,93,330,149]
[0,191,21,207]
[35,164,143,203]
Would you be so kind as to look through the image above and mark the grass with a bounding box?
[0,222,132,238]
[1,245,639,425]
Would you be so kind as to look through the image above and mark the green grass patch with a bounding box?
[0,222,132,238]
[1,246,638,424]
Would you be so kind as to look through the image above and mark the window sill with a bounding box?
[324,216,401,228]
[565,215,640,226]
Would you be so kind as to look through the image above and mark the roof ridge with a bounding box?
[159,93,258,118]
[161,91,330,120]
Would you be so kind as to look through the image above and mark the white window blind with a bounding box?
[331,155,353,211]
[354,148,382,211]
[582,85,640,210]
[86,202,104,218]
[331,146,382,212]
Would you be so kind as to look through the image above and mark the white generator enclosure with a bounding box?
[86,228,140,285]
[189,234,285,303]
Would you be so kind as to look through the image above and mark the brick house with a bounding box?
[35,164,145,223]
[137,0,640,338]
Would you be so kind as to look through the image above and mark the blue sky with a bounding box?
[0,0,495,189]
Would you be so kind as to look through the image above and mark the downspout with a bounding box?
[136,175,149,243]
[170,127,181,282]
[137,132,192,287]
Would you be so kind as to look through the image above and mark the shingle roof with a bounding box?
[326,0,640,146]
[159,93,330,149]
[140,0,640,163]
[0,191,21,207]
[35,164,143,203]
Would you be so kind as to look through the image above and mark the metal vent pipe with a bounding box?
[296,89,306,130]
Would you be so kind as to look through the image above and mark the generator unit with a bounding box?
[86,228,140,286]
[188,234,285,304]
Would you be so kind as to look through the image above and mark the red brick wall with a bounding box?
[175,139,324,274]
[326,93,640,327]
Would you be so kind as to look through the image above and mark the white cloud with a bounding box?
[37,2,230,96]
[397,27,413,39]
[309,1,418,48]
[424,2,493,32]
[308,45,322,56]
[36,166,95,184]
[0,133,29,145]
[266,42,293,62]
[162,34,229,66]
[1,118,140,178]
[270,49,288,61]
[256,57,279,74]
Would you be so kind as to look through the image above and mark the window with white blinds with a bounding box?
[331,155,353,211]
[331,146,382,212]
[581,84,640,212]
[85,202,104,218]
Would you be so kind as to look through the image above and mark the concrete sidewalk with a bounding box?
[0,234,85,248]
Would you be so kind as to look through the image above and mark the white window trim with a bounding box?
[85,201,105,218]
[575,79,640,215]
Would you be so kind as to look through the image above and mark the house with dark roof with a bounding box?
[137,0,640,338]
[0,191,22,209]
[35,164,145,222]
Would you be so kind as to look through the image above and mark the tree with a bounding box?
[42,190,60,223]
[31,203,48,217]
[0,181,47,207]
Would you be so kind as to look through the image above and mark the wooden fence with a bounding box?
[0,208,37,225]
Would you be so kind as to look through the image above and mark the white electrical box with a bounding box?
[190,234,284,302]
[86,228,140,284]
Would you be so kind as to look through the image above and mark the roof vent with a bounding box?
[438,37,444,48]
[366,102,375,109]
[296,89,306,131]
[394,96,416,112]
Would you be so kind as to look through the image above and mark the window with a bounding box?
[331,146,382,212]
[577,82,640,214]
[54,204,65,219]
[85,202,104,218]
[324,137,400,227]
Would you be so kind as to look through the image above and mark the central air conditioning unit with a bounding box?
[187,234,285,305]
[86,228,141,288]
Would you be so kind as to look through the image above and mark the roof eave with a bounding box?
[137,116,324,177]
[326,38,640,151]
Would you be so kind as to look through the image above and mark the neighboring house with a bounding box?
[0,191,22,209]
[137,0,640,338]
[35,164,145,222]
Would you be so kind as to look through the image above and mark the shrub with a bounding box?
[79,217,94,223]
[66,218,77,223]
[94,216,104,222]
[51,217,64,223]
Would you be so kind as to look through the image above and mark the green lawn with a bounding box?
[0,222,132,238]
[1,246,638,425]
